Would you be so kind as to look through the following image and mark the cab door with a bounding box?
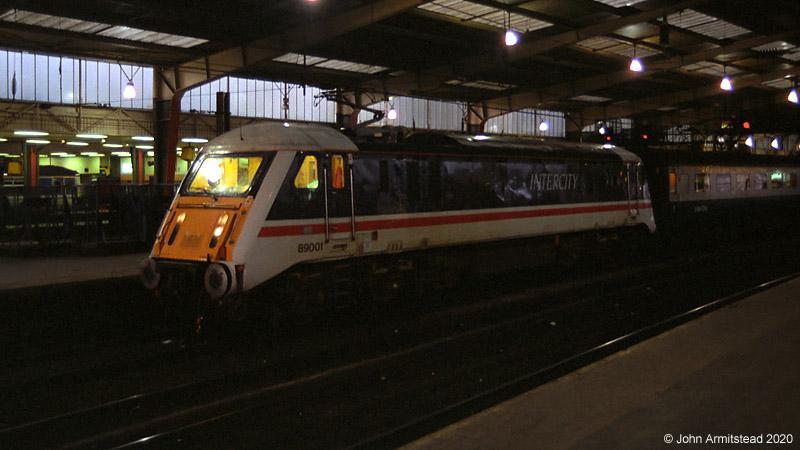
[323,153,355,249]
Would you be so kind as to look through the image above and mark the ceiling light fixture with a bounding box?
[123,81,137,100]
[504,29,519,47]
[789,77,798,104]
[720,73,733,91]
[789,88,798,104]
[386,96,398,120]
[538,121,550,132]
[629,57,643,72]
[503,9,518,47]
[120,63,140,100]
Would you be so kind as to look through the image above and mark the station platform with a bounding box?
[0,252,147,291]
[402,276,800,449]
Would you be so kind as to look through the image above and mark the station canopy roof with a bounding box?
[2,1,800,132]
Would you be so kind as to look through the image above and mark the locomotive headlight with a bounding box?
[167,212,187,245]
[209,214,229,248]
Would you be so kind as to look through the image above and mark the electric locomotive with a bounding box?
[140,121,655,316]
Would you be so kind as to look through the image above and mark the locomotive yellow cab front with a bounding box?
[141,151,270,300]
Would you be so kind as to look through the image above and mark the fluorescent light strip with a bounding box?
[15,130,49,137]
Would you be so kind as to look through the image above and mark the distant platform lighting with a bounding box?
[745,136,753,147]
[771,137,780,150]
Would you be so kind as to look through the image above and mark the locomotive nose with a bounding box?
[204,263,232,299]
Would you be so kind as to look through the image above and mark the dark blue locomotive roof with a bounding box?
[359,132,628,162]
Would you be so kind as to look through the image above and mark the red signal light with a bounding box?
[743,121,751,129]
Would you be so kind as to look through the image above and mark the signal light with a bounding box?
[742,121,751,129]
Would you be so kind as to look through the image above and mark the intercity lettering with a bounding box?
[529,173,579,191]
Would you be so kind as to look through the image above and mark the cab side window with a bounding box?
[294,155,319,189]
[268,154,324,220]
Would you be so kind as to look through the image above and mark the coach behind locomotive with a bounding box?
[141,121,655,316]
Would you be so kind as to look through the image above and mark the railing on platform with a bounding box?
[0,183,177,252]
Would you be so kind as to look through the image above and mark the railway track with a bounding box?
[2,236,797,449]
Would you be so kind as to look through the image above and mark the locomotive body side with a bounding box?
[142,123,656,309]
[258,133,655,282]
